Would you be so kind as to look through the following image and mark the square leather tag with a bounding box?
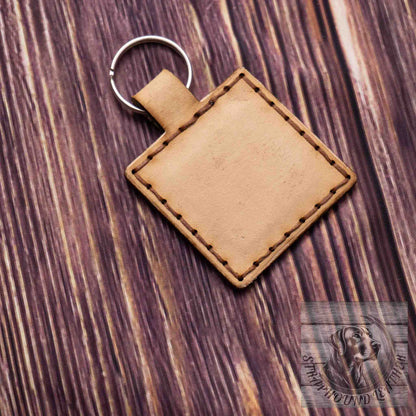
[126,68,356,288]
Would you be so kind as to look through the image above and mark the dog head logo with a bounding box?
[321,316,395,394]
[323,326,380,391]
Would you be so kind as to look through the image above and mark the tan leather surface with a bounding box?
[132,69,200,133]
[126,68,357,288]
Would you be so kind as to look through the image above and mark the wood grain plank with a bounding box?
[301,342,408,364]
[0,0,414,414]
[301,301,408,324]
[301,386,408,408]
[302,324,407,343]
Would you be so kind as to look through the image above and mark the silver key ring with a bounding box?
[109,35,193,114]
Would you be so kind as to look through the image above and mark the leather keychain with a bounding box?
[110,36,356,288]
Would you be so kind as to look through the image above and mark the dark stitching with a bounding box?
[195,233,209,247]
[180,217,194,233]
[132,73,352,281]
[334,164,348,177]
[149,145,165,158]
[319,193,333,205]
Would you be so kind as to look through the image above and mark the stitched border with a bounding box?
[132,72,352,281]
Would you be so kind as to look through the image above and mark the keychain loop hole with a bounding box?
[109,35,193,114]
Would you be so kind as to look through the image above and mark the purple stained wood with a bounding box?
[0,0,415,414]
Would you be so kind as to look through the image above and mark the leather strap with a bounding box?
[132,69,200,134]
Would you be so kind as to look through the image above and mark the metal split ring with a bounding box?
[109,35,193,114]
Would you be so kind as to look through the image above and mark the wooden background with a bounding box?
[0,0,415,414]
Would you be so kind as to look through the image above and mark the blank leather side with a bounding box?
[126,68,356,288]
